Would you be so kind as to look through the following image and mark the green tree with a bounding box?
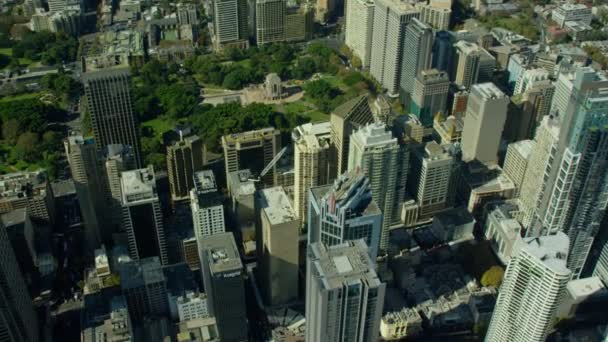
[481,265,505,288]
[1,119,20,144]
[222,68,250,90]
[15,131,39,161]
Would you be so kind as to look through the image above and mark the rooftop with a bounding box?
[351,122,396,148]
[567,277,606,300]
[520,232,570,276]
[292,121,331,150]
[509,139,534,159]
[120,257,165,289]
[222,127,278,144]
[228,169,256,197]
[0,170,48,201]
[121,166,157,204]
[51,179,76,198]
[309,240,382,290]
[193,170,218,194]
[259,187,298,226]
[200,232,243,274]
[471,82,508,100]
[320,171,381,217]
[434,207,475,228]
[0,208,26,227]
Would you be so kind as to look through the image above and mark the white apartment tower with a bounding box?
[293,122,332,225]
[190,170,225,241]
[408,141,453,218]
[502,139,534,197]
[461,83,509,166]
[399,18,433,103]
[348,122,408,252]
[345,0,375,68]
[305,240,385,342]
[486,233,571,342]
[370,0,419,96]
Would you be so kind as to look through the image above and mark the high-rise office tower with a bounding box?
[348,122,408,252]
[199,232,248,342]
[256,187,299,306]
[518,116,560,228]
[330,95,375,176]
[453,41,495,89]
[255,0,286,44]
[212,0,249,50]
[345,0,375,68]
[222,127,281,189]
[399,18,433,104]
[120,166,168,265]
[508,80,555,142]
[305,240,385,342]
[0,219,39,342]
[370,0,419,96]
[409,68,449,126]
[120,257,169,323]
[408,141,453,218]
[461,83,509,166]
[486,233,571,342]
[284,5,314,42]
[102,144,136,235]
[82,68,142,166]
[190,170,225,242]
[525,69,608,280]
[293,122,332,225]
[166,134,205,202]
[308,171,382,259]
[65,134,104,250]
[432,30,452,73]
[417,3,451,30]
[502,140,534,197]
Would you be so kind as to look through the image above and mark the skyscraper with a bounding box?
[370,0,419,96]
[101,144,136,235]
[305,240,385,342]
[502,140,534,197]
[120,166,168,265]
[222,127,282,189]
[399,18,433,104]
[293,122,332,225]
[212,0,249,50]
[166,134,205,202]
[330,95,374,176]
[453,41,495,89]
[345,0,375,68]
[256,187,299,306]
[308,171,382,259]
[120,257,169,323]
[431,30,452,73]
[524,69,608,280]
[199,232,248,342]
[408,141,453,218]
[190,170,225,242]
[82,68,142,166]
[65,134,104,250]
[486,233,571,342]
[348,122,408,252]
[417,3,451,30]
[0,219,39,342]
[255,0,286,45]
[409,68,449,126]
[461,83,509,166]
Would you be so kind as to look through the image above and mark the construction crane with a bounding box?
[249,145,289,182]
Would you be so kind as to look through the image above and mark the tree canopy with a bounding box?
[12,31,78,65]
[481,265,505,288]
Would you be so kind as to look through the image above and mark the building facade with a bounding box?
[120,166,168,265]
[461,83,509,166]
[486,233,571,342]
[348,122,408,252]
[410,68,449,126]
[82,68,142,166]
[345,0,375,68]
[399,18,433,104]
[305,240,385,342]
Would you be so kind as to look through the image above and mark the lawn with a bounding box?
[276,101,330,123]
[0,92,42,103]
[141,116,175,138]
[0,48,36,68]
